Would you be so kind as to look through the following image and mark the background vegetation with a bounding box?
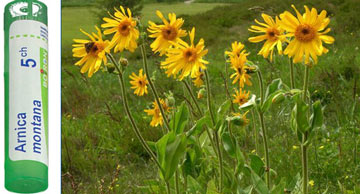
[61,0,360,193]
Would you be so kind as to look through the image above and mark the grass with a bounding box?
[62,0,360,193]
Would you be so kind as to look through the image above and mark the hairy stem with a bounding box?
[182,80,203,115]
[108,53,160,168]
[289,58,295,89]
[302,65,310,194]
[140,44,171,131]
[205,70,223,192]
[257,70,270,188]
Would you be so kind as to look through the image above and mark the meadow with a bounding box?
[61,0,360,193]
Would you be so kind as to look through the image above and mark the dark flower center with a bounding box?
[162,26,177,40]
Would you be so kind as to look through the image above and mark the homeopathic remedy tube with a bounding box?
[4,0,48,193]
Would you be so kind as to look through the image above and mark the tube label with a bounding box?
[8,20,48,166]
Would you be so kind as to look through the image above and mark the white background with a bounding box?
[0,0,61,193]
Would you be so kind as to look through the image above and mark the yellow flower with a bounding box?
[233,88,250,106]
[309,180,314,187]
[232,111,250,126]
[278,5,335,64]
[129,69,148,96]
[148,11,187,56]
[101,6,139,53]
[319,145,324,149]
[293,145,299,150]
[248,14,286,62]
[192,69,204,87]
[161,27,209,80]
[225,41,245,60]
[72,26,110,77]
[230,54,252,88]
[144,99,171,127]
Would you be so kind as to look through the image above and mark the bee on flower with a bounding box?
[278,5,335,64]
[144,99,172,127]
[72,26,111,77]
[161,27,209,80]
[129,69,149,96]
[248,14,286,62]
[101,6,139,53]
[148,11,187,56]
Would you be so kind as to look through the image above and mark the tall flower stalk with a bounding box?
[140,44,171,132]
[205,70,224,192]
[301,65,310,194]
[106,53,170,191]
[256,70,270,188]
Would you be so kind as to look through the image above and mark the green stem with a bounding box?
[214,131,223,192]
[205,70,216,126]
[289,58,295,89]
[303,66,310,100]
[182,79,217,156]
[140,44,171,132]
[251,109,259,155]
[256,70,270,188]
[175,170,180,194]
[107,53,163,175]
[204,70,223,192]
[166,181,171,194]
[259,112,270,188]
[302,65,310,194]
[182,80,203,115]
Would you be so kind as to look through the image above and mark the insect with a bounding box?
[84,42,97,53]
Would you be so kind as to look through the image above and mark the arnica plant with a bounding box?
[72,5,335,194]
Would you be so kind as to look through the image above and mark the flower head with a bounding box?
[229,52,252,88]
[278,5,335,64]
[225,41,245,60]
[144,99,171,127]
[129,69,148,96]
[101,6,139,53]
[192,69,204,87]
[232,111,250,126]
[233,88,250,106]
[161,27,209,80]
[248,14,286,61]
[148,11,187,56]
[72,26,110,77]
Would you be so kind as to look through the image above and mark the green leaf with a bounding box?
[310,100,323,132]
[270,178,286,194]
[265,78,282,99]
[295,99,310,133]
[261,90,284,113]
[248,167,269,194]
[186,115,210,137]
[169,102,189,134]
[155,132,187,181]
[217,100,231,117]
[249,154,265,177]
[187,176,205,194]
[206,180,220,194]
[222,131,236,157]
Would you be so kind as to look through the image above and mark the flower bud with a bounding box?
[105,63,115,73]
[119,58,128,67]
[197,88,206,99]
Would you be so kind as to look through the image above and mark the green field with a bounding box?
[62,0,360,193]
